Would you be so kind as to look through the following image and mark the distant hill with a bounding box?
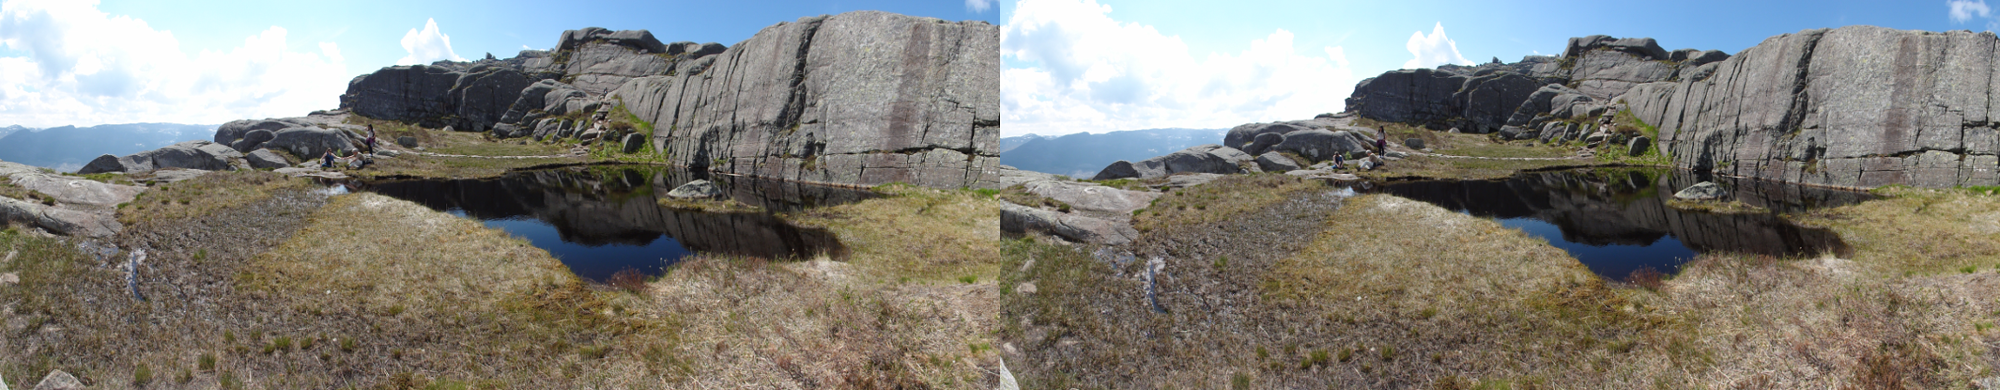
[1000,134,1047,153]
[0,123,216,172]
[1000,128,1227,178]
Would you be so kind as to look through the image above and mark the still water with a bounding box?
[369,166,876,282]
[1375,168,1873,282]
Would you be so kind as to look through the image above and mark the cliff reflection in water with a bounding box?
[1376,168,1871,281]
[369,166,874,282]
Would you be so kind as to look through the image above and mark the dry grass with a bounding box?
[1360,154,1598,181]
[1131,173,1324,233]
[113,170,309,225]
[358,154,588,180]
[1004,180,2000,388]
[790,184,1002,282]
[3,188,684,388]
[634,185,1007,388]
[1797,187,2000,275]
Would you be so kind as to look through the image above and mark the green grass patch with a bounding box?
[115,170,309,225]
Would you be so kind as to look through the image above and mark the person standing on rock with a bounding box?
[364,125,378,155]
[1374,128,1388,155]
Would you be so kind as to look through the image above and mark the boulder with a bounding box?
[78,154,141,174]
[1224,122,1310,152]
[1674,181,1728,200]
[265,126,358,160]
[666,179,724,198]
[1243,132,1286,156]
[79,140,242,174]
[1020,180,1158,215]
[1000,202,1138,246]
[32,370,81,390]
[1267,130,1370,162]
[214,118,307,144]
[1498,125,1536,140]
[621,132,647,153]
[1344,68,1467,125]
[1404,138,1425,150]
[1090,145,1250,180]
[397,136,419,148]
[1255,152,1302,172]
[1628,136,1651,156]
[246,148,291,169]
[1092,160,1141,180]
[230,129,277,152]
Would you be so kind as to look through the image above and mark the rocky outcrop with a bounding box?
[1623,26,2000,188]
[613,11,999,189]
[1000,202,1138,246]
[1090,145,1251,180]
[1346,34,1720,135]
[264,127,360,160]
[77,140,243,174]
[331,11,999,189]
[0,161,143,237]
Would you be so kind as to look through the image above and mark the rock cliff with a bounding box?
[337,11,999,189]
[1624,26,2000,188]
[612,11,999,189]
[1345,35,1718,136]
[1345,26,2000,189]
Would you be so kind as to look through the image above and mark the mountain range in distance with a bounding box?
[1000,128,1227,179]
[0,123,217,172]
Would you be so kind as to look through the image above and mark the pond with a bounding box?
[367,166,876,282]
[1373,168,1873,283]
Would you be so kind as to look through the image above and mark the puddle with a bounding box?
[366,166,873,282]
[1374,168,1872,282]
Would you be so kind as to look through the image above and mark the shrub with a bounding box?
[608,268,648,294]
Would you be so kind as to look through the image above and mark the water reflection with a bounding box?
[368,166,874,282]
[1376,168,1870,281]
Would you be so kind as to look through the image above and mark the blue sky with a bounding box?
[0,0,999,128]
[1002,0,2000,137]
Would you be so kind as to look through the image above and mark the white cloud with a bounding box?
[967,0,994,13]
[0,0,348,128]
[1951,0,1991,23]
[1001,0,1357,136]
[1403,22,1473,69]
[395,18,463,65]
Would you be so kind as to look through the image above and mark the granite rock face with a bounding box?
[76,140,241,174]
[1346,34,1715,135]
[1623,26,2000,188]
[613,11,999,188]
[1089,145,1251,180]
[328,11,997,189]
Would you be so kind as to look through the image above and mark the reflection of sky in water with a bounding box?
[1482,213,1696,280]
[448,210,689,282]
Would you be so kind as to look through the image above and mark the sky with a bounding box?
[1002,0,2000,137]
[0,0,999,128]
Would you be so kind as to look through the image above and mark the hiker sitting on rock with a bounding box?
[1332,153,1347,170]
[321,150,337,168]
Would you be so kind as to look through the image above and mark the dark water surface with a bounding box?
[1374,168,1874,282]
[368,166,876,282]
